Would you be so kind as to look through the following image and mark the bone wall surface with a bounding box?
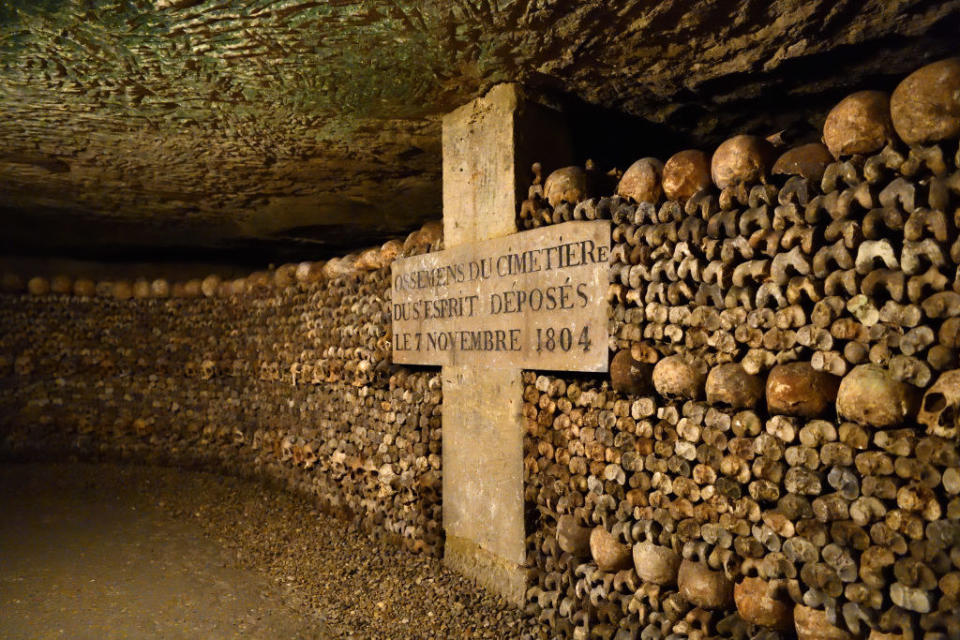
[519,64,960,639]
[0,229,445,556]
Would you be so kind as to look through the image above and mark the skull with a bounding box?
[610,349,654,395]
[182,279,202,297]
[733,577,796,632]
[295,260,324,284]
[311,362,325,385]
[772,142,833,182]
[710,134,774,189]
[27,277,50,296]
[326,360,342,383]
[14,352,33,376]
[766,361,839,418]
[794,604,853,640]
[891,57,960,145]
[199,359,217,380]
[1,272,24,293]
[677,542,734,610]
[132,278,151,299]
[379,239,402,265]
[616,157,663,203]
[556,514,591,557]
[653,355,708,400]
[133,418,152,438]
[353,247,382,272]
[198,423,216,444]
[632,520,680,586]
[589,525,632,572]
[302,442,318,469]
[291,439,305,465]
[273,263,297,288]
[705,363,764,409]
[200,275,221,297]
[543,166,587,208]
[822,90,894,158]
[73,278,96,297]
[279,435,295,462]
[111,280,132,300]
[662,149,712,202]
[50,275,73,295]
[259,361,279,381]
[837,364,920,428]
[289,362,303,384]
[918,369,960,438]
[267,361,280,382]
[354,359,373,386]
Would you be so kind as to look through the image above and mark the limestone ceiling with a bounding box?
[1,0,958,262]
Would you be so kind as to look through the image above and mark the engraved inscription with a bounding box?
[391,221,610,371]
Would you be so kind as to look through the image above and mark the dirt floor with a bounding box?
[0,463,529,640]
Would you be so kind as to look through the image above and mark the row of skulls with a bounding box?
[532,58,960,211]
[0,221,442,300]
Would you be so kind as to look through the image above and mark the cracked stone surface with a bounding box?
[1,0,958,260]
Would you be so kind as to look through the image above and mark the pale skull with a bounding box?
[302,443,318,469]
[266,361,280,381]
[918,369,960,438]
[280,435,295,461]
[311,362,325,385]
[199,359,217,380]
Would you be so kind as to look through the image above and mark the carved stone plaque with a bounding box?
[391,220,610,372]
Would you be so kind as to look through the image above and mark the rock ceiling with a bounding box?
[1,0,958,262]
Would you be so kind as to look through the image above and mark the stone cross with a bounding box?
[393,84,609,604]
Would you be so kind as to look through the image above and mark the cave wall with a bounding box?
[3,1,959,261]
[0,228,445,556]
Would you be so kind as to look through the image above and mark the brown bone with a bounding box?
[890,57,960,145]
[773,143,834,182]
[836,364,921,428]
[711,135,775,189]
[823,90,895,158]
[766,362,840,418]
[617,158,663,203]
[662,150,712,202]
[544,166,587,208]
[705,364,765,409]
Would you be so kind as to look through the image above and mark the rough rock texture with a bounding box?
[1,1,959,259]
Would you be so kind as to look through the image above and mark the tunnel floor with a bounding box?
[0,462,527,640]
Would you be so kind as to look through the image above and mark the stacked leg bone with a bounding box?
[523,58,960,639]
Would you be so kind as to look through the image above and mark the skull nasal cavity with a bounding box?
[924,393,946,412]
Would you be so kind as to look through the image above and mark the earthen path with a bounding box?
[0,463,528,640]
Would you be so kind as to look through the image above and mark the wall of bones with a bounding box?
[0,223,447,556]
[520,59,960,640]
[1,57,959,639]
